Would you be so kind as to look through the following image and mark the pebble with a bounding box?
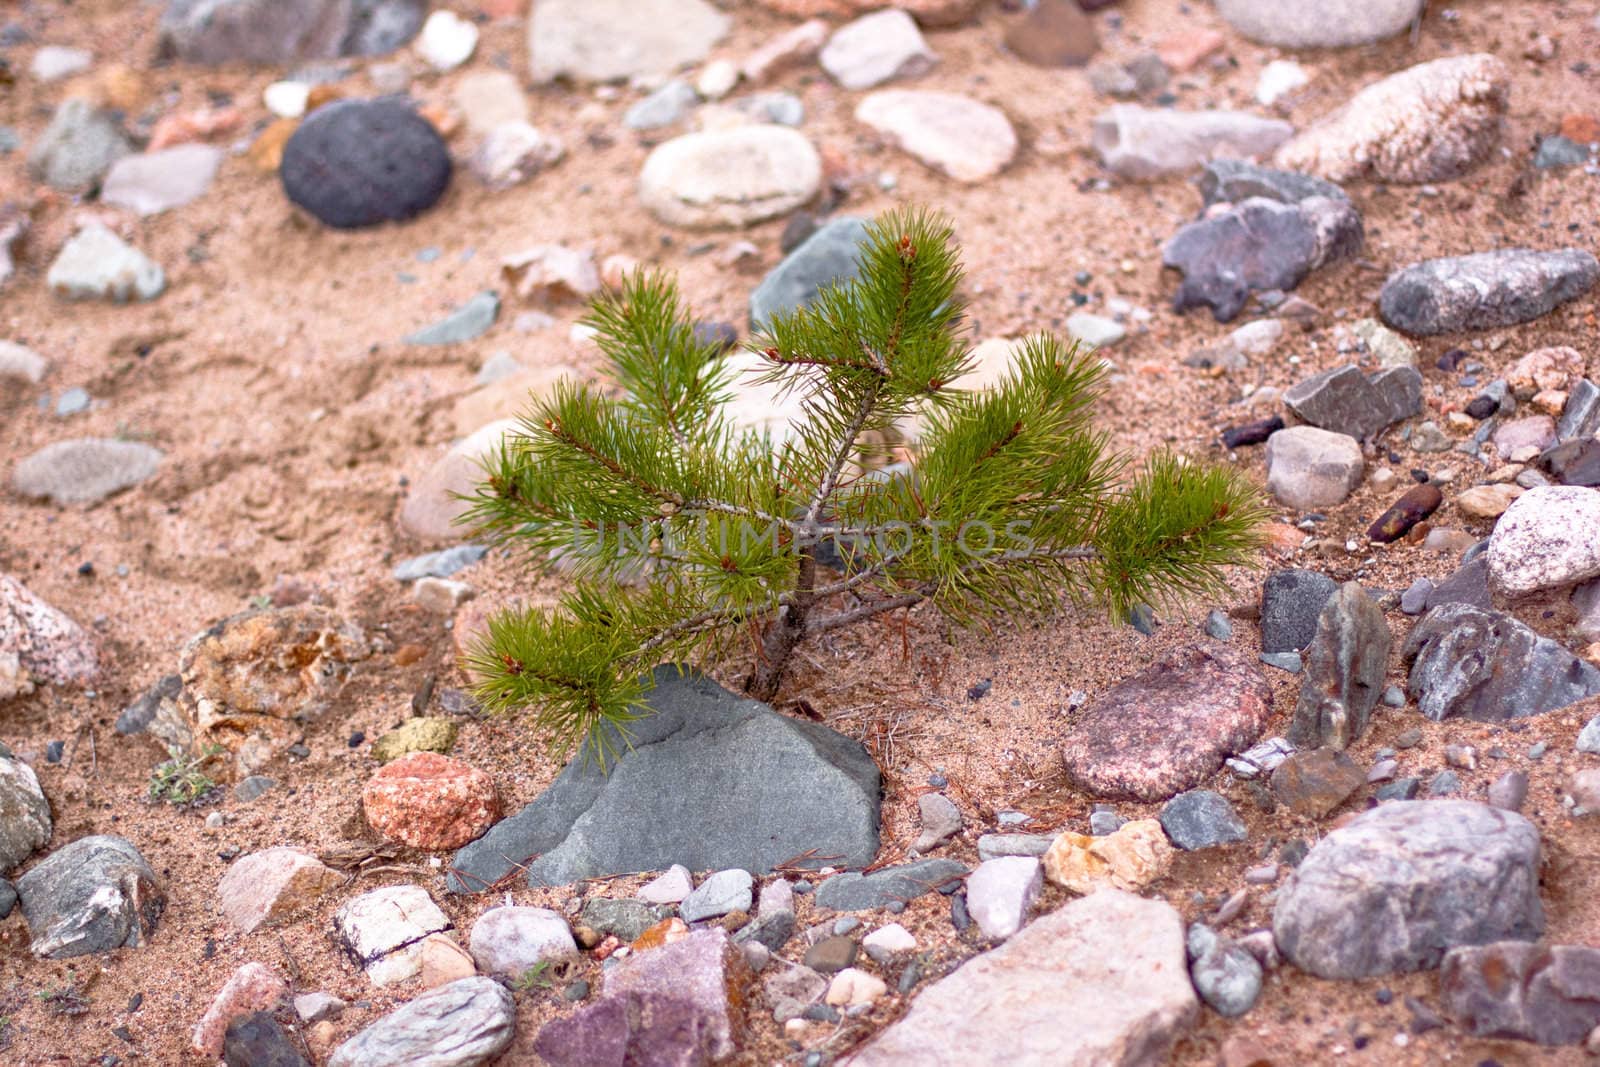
[54,387,90,417]
[100,144,223,216]
[743,18,829,84]
[1044,819,1173,893]
[0,575,99,703]
[0,340,48,385]
[680,868,754,923]
[1260,651,1303,673]
[1285,365,1422,441]
[217,847,342,934]
[1265,427,1363,510]
[1066,312,1126,348]
[856,89,1016,183]
[529,0,729,84]
[977,832,1056,860]
[281,99,452,229]
[328,977,515,1067]
[1159,790,1247,850]
[1441,942,1600,1046]
[819,9,936,91]
[11,438,163,505]
[1203,609,1233,641]
[48,224,165,302]
[1369,485,1443,543]
[1004,0,1097,67]
[1380,248,1599,337]
[30,44,92,81]
[965,857,1042,940]
[362,752,498,850]
[912,793,962,852]
[1191,934,1265,1017]
[1457,483,1522,519]
[1217,0,1422,47]
[416,9,477,72]
[333,885,453,986]
[294,992,346,1024]
[804,935,858,974]
[749,216,869,330]
[392,545,487,582]
[1290,581,1391,750]
[400,419,519,543]
[1487,486,1600,596]
[639,126,820,229]
[861,923,916,962]
[638,864,695,905]
[1092,106,1293,180]
[1260,568,1338,653]
[264,81,311,119]
[370,717,458,761]
[470,122,565,189]
[1256,60,1310,106]
[814,858,966,911]
[0,750,51,871]
[469,906,576,979]
[26,98,129,193]
[826,968,888,1008]
[1488,771,1529,812]
[625,81,700,131]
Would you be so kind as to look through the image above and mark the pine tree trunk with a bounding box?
[743,604,806,702]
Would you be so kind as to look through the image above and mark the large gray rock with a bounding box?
[841,889,1197,1066]
[0,747,51,871]
[529,0,730,84]
[327,977,514,1067]
[1283,364,1421,440]
[1379,249,1600,337]
[17,835,165,958]
[1273,801,1543,979]
[12,438,164,506]
[1093,107,1293,181]
[750,217,870,331]
[1215,0,1423,48]
[1441,941,1600,1046]
[449,666,881,890]
[814,858,966,911]
[26,99,130,193]
[1289,582,1391,750]
[1403,603,1600,722]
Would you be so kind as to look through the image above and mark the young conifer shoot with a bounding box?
[464,207,1266,763]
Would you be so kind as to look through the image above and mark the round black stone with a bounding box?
[280,98,450,229]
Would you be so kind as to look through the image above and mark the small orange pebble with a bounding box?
[631,917,689,952]
[248,118,299,172]
[1559,113,1600,144]
[480,0,523,16]
[1155,28,1225,72]
[148,106,243,151]
[67,63,147,112]
[306,85,345,113]
[418,103,462,139]
[592,934,622,960]
[393,643,428,667]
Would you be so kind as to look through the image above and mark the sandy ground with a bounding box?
[3,0,1600,1063]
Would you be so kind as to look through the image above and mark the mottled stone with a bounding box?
[0,574,97,703]
[469,906,575,979]
[1159,790,1247,850]
[1380,249,1600,337]
[217,847,342,933]
[1094,107,1293,181]
[815,859,965,912]
[1265,427,1364,510]
[16,835,164,958]
[1284,364,1422,440]
[1290,583,1392,750]
[328,977,514,1067]
[1403,603,1600,721]
[0,749,51,871]
[1369,484,1444,543]
[1487,486,1600,596]
[1441,941,1600,1045]
[47,224,165,303]
[1270,749,1366,818]
[362,752,498,851]
[192,962,288,1057]
[1043,819,1173,894]
[332,885,451,986]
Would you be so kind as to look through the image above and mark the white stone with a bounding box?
[639,863,695,904]
[294,992,346,1023]
[417,10,478,72]
[827,967,889,1007]
[1217,0,1424,48]
[501,243,599,302]
[820,10,936,91]
[758,878,795,915]
[31,45,92,82]
[744,19,829,83]
[697,59,739,100]
[0,341,48,385]
[333,886,452,986]
[100,145,223,217]
[680,868,754,922]
[47,223,164,302]
[1227,319,1285,356]
[1487,486,1600,596]
[263,81,311,119]
[468,906,576,979]
[455,71,530,135]
[1265,426,1364,510]
[529,0,730,84]
[1256,60,1310,106]
[855,90,1016,183]
[414,577,473,614]
[966,857,1043,941]
[1066,313,1125,348]
[862,923,917,962]
[639,126,820,229]
[471,122,565,189]
[1092,106,1294,181]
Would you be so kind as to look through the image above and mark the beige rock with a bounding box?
[400,418,522,543]
[218,847,343,933]
[414,577,474,614]
[1506,346,1584,399]
[826,967,889,1007]
[0,340,48,384]
[1043,819,1173,894]
[1274,54,1510,184]
[452,365,579,437]
[742,19,829,83]
[454,71,529,135]
[638,126,821,230]
[1533,390,1568,416]
[855,90,1017,183]
[419,933,478,988]
[1457,484,1523,520]
[1,573,97,701]
[501,244,599,304]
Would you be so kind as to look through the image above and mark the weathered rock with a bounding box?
[1093,106,1294,181]
[1275,54,1511,184]
[1403,603,1600,721]
[0,749,50,872]
[528,0,729,84]
[1043,819,1173,894]
[218,847,342,933]
[581,898,674,942]
[193,962,288,1057]
[332,885,452,986]
[841,889,1197,1066]
[750,216,869,331]
[1265,427,1363,510]
[815,858,966,911]
[328,977,514,1067]
[468,906,575,979]
[1369,484,1444,543]
[1487,486,1600,596]
[47,224,165,302]
[362,752,498,851]
[1273,800,1543,978]
[450,666,880,890]
[912,792,962,852]
[0,340,48,386]
[681,868,754,923]
[1290,583,1392,750]
[820,9,936,91]
[1558,380,1600,442]
[1441,941,1600,1046]
[1159,790,1246,850]
[1189,929,1264,1017]
[26,99,129,193]
[100,145,223,216]
[0,575,97,703]
[158,0,355,65]
[1379,249,1600,337]
[12,438,163,507]
[1494,416,1557,461]
[1197,160,1348,209]
[281,99,451,230]
[639,864,695,905]
[977,833,1056,861]
[596,928,749,1059]
[536,991,727,1066]
[1215,0,1423,47]
[1270,748,1365,817]
[1164,196,1362,322]
[1261,571,1340,654]
[639,126,821,230]
[16,834,164,958]
[1425,554,1493,611]
[966,857,1042,940]
[1540,439,1600,488]
[862,923,917,962]
[1284,365,1422,440]
[855,90,1016,183]
[419,933,477,989]
[469,121,565,189]
[1059,644,1272,801]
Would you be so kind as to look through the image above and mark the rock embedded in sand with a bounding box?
[820,9,937,91]
[1092,106,1293,181]
[842,889,1197,1065]
[680,868,754,922]
[47,224,166,302]
[1368,483,1443,543]
[855,90,1017,183]
[192,961,289,1057]
[217,847,343,934]
[1405,602,1600,722]
[0,341,48,385]
[11,437,164,505]
[1289,582,1391,750]
[159,0,354,66]
[281,98,451,229]
[1379,249,1600,336]
[750,216,870,331]
[469,121,565,189]
[468,906,576,979]
[16,834,165,958]
[1487,485,1600,596]
[1270,748,1365,817]
[0,574,98,703]
[912,792,962,852]
[329,976,514,1067]
[401,418,521,544]
[26,98,130,193]
[0,746,51,872]
[333,884,453,986]
[361,751,499,850]
[370,716,458,762]
[1283,364,1421,440]
[1059,643,1272,801]
[814,858,966,911]
[1275,54,1510,184]
[1273,800,1543,979]
[638,126,821,230]
[965,857,1043,940]
[403,290,500,346]
[1264,426,1363,510]
[1043,819,1173,893]
[1158,790,1247,850]
[528,0,728,84]
[1215,0,1423,47]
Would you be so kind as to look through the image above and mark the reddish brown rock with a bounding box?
[217,847,344,933]
[1059,644,1272,801]
[1,573,98,701]
[191,962,288,1057]
[362,752,499,850]
[1271,749,1365,817]
[1003,0,1097,68]
[1368,484,1442,543]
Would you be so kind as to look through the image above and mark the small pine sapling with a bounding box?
[464,207,1266,762]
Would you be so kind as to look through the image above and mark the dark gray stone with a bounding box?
[1159,790,1246,850]
[732,909,795,952]
[580,898,674,942]
[1538,438,1600,488]
[115,673,182,735]
[1441,942,1600,1045]
[812,859,966,912]
[1162,195,1362,322]
[1379,249,1600,337]
[749,217,869,332]
[16,834,164,958]
[1557,380,1600,442]
[1403,603,1600,722]
[158,0,351,65]
[281,98,451,230]
[1273,800,1543,979]
[403,290,499,345]
[1260,569,1338,653]
[1424,555,1492,612]
[1197,159,1347,209]
[234,775,278,802]
[449,666,881,891]
[1375,777,1420,801]
[1488,771,1529,812]
[1289,582,1391,750]
[0,877,14,919]
[1283,364,1422,440]
[224,1012,311,1067]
